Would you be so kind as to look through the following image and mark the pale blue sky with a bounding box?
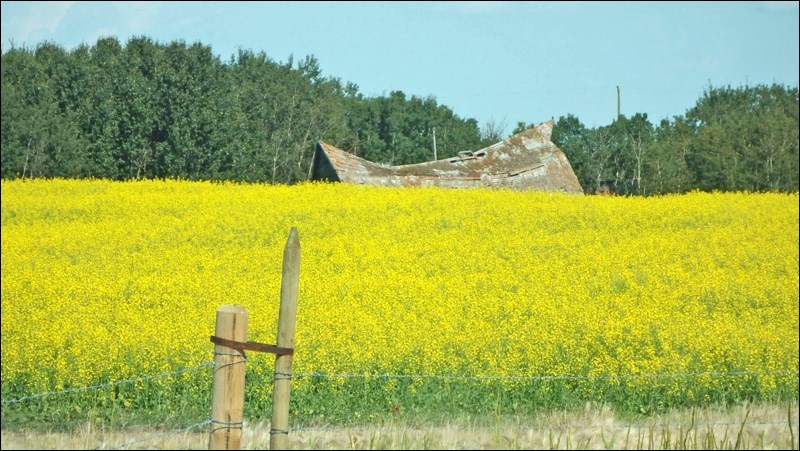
[1,1,798,132]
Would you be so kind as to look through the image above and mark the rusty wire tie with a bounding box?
[210,335,294,358]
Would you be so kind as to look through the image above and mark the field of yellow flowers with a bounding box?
[1,179,798,425]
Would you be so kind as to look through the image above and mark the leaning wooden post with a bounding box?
[270,227,300,449]
[209,305,248,450]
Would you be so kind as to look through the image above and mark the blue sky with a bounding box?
[1,1,798,132]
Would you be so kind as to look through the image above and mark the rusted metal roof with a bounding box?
[309,120,584,193]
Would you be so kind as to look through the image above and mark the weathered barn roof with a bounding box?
[309,120,583,193]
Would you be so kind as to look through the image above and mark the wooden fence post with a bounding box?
[209,305,248,450]
[270,227,300,449]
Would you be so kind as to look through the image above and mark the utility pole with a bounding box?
[432,126,437,161]
[616,85,621,118]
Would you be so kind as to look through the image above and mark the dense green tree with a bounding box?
[645,118,692,194]
[551,114,593,192]
[684,84,798,192]
[82,36,126,178]
[549,85,798,195]
[1,43,88,178]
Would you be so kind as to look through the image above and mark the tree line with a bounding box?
[539,83,799,195]
[1,36,484,184]
[2,36,797,194]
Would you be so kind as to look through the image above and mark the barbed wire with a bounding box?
[292,368,799,381]
[288,418,799,434]
[104,418,212,450]
[5,367,794,406]
[1,362,215,405]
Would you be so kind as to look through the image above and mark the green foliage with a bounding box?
[683,84,799,192]
[550,84,799,195]
[1,44,89,178]
[1,39,482,183]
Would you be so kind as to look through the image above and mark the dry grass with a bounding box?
[2,402,797,450]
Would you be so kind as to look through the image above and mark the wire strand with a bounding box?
[291,368,798,381]
[2,362,215,405]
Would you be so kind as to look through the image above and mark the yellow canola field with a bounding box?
[1,179,798,402]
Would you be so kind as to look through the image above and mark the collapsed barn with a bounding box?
[309,120,584,194]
